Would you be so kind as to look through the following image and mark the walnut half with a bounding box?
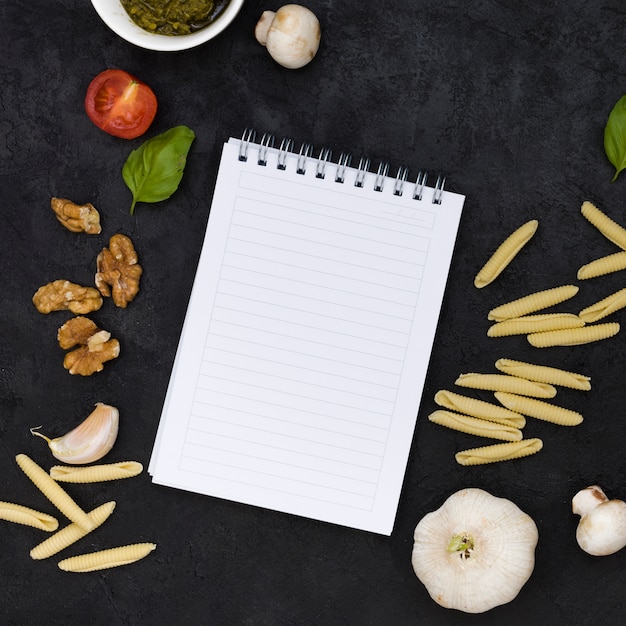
[95,234,142,308]
[57,316,120,376]
[33,279,103,315]
[51,197,101,234]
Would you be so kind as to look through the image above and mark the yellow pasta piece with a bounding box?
[455,438,543,466]
[455,373,556,398]
[434,390,526,428]
[578,288,626,323]
[0,501,58,532]
[494,392,583,426]
[494,358,591,391]
[15,454,93,532]
[58,542,157,572]
[487,313,584,337]
[488,284,579,321]
[428,410,523,441]
[527,322,620,347]
[50,461,143,484]
[30,501,116,560]
[581,200,626,250]
[577,250,626,280]
[474,219,538,288]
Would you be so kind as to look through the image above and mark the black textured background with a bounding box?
[1,1,626,625]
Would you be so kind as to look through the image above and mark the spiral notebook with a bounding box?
[149,131,465,535]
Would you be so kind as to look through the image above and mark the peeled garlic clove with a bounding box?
[31,403,119,465]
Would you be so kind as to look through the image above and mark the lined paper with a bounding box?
[149,137,464,534]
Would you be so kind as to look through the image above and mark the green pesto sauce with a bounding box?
[121,0,227,36]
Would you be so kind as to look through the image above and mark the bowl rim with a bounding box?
[91,0,245,52]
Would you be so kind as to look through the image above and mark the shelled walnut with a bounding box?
[95,234,142,308]
[32,280,103,314]
[58,316,120,376]
[51,197,101,234]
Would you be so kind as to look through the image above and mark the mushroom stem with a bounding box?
[254,10,275,46]
[572,485,609,517]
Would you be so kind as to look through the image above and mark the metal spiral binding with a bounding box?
[393,166,409,196]
[315,148,332,179]
[277,137,293,170]
[432,174,446,205]
[257,133,275,166]
[297,143,313,174]
[354,157,370,188]
[374,161,390,192]
[335,152,351,183]
[412,171,428,200]
[240,131,447,204]
[239,128,256,161]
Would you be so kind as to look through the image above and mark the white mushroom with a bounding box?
[572,485,626,556]
[255,5,321,69]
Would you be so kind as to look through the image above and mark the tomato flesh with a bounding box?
[85,69,157,139]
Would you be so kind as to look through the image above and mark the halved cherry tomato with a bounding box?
[85,69,158,139]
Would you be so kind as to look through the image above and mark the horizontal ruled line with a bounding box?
[212,305,410,350]
[226,235,421,279]
[207,320,406,364]
[182,444,379,486]
[192,389,391,430]
[216,281,415,322]
[178,456,375,512]
[230,223,424,267]
[235,199,429,245]
[190,402,389,443]
[186,425,384,467]
[204,345,400,390]
[196,373,395,413]
[223,251,421,295]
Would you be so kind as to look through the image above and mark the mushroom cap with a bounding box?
[412,488,538,613]
[262,5,321,69]
[576,499,626,556]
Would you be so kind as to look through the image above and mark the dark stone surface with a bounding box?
[1,1,626,624]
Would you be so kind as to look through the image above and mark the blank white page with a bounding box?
[149,136,464,535]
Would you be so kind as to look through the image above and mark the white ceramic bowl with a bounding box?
[91,0,245,52]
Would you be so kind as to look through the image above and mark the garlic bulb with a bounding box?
[255,5,321,69]
[31,403,119,465]
[573,485,626,556]
[411,488,538,613]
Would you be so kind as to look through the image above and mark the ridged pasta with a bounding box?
[581,201,626,250]
[0,501,58,532]
[57,542,157,572]
[578,288,626,323]
[577,250,626,280]
[488,284,579,322]
[494,392,583,426]
[474,219,538,288]
[527,322,620,347]
[434,390,526,428]
[487,313,584,337]
[428,410,523,441]
[30,501,116,560]
[494,358,591,391]
[455,438,543,466]
[15,454,93,532]
[455,373,557,398]
[50,461,143,484]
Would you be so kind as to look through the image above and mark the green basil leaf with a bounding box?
[122,125,195,214]
[604,94,626,183]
